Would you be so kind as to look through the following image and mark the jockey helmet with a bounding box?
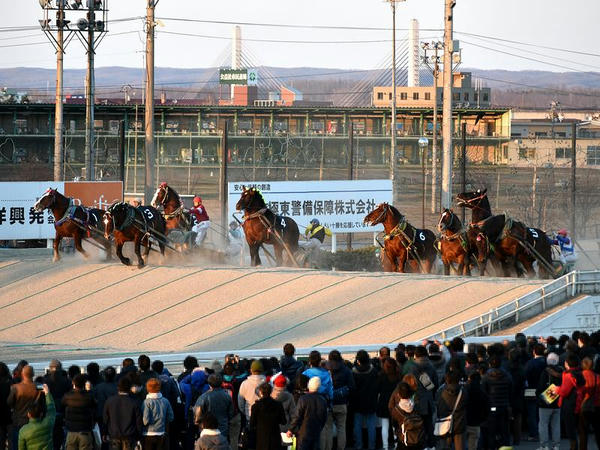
[310,218,320,226]
[193,196,202,204]
[557,228,568,236]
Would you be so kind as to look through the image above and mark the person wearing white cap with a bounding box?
[287,377,327,450]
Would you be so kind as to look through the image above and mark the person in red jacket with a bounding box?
[551,353,586,450]
[190,196,210,246]
[580,357,600,449]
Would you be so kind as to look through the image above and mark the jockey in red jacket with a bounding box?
[190,196,210,245]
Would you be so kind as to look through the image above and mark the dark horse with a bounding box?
[151,181,196,248]
[103,202,166,268]
[235,187,300,266]
[33,188,111,262]
[364,203,437,273]
[456,189,553,278]
[437,209,471,276]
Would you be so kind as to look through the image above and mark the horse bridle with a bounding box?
[38,189,57,210]
[438,210,456,232]
[157,184,169,207]
[459,192,490,215]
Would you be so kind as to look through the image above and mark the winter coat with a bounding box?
[481,368,512,409]
[179,369,209,421]
[195,429,229,450]
[289,392,327,445]
[376,372,399,418]
[412,357,439,392]
[429,350,449,386]
[95,381,118,422]
[62,389,96,432]
[223,372,246,416]
[524,356,546,392]
[0,377,11,426]
[194,388,233,437]
[42,371,70,415]
[272,386,295,432]
[237,374,265,419]
[18,393,55,450]
[582,369,600,408]
[351,364,378,414]
[7,380,39,427]
[436,384,468,435]
[507,364,526,413]
[465,377,489,427]
[536,365,563,409]
[250,396,286,450]
[103,393,143,440]
[557,368,585,413]
[280,355,304,389]
[142,393,174,436]
[328,360,354,406]
[302,367,333,401]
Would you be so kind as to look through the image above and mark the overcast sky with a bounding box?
[2,0,599,74]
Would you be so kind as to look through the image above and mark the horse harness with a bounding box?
[384,215,427,266]
[243,208,286,240]
[54,198,95,232]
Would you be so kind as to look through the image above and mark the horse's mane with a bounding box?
[387,204,403,223]
[250,189,267,209]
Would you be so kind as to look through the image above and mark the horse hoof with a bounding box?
[137,263,145,269]
[52,256,60,263]
[122,258,131,266]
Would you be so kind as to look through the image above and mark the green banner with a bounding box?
[219,69,248,85]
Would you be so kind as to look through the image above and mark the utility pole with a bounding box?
[423,41,442,213]
[144,0,158,204]
[220,122,228,232]
[84,0,95,181]
[571,122,577,239]
[347,122,354,250]
[54,4,65,181]
[441,0,456,209]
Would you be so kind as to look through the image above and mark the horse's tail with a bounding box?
[285,218,300,252]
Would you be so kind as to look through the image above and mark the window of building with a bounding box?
[377,92,384,100]
[587,146,600,165]
[519,148,536,160]
[424,92,431,100]
[453,92,460,101]
[555,147,572,159]
[389,93,392,100]
[464,92,469,101]
[400,92,408,100]
[534,132,548,138]
[474,92,479,101]
[483,93,489,102]
[413,92,419,100]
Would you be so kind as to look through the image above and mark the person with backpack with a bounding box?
[325,350,354,450]
[550,353,586,450]
[435,371,467,450]
[351,350,378,450]
[389,382,425,450]
[536,352,563,450]
[180,369,209,450]
[481,355,512,450]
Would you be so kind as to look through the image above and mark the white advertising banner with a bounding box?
[228,180,392,233]
[0,181,64,240]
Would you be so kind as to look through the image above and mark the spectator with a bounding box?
[17,385,55,450]
[41,359,70,450]
[481,355,512,450]
[103,377,142,450]
[536,352,563,450]
[67,366,81,383]
[280,344,304,391]
[578,333,597,360]
[195,413,228,450]
[142,378,174,450]
[178,357,199,383]
[465,372,489,450]
[524,343,546,442]
[62,373,96,450]
[138,356,158,398]
[0,362,11,450]
[271,374,295,434]
[12,362,28,385]
[551,353,585,450]
[427,343,448,384]
[194,374,233,441]
[116,359,137,383]
[293,375,310,404]
[351,350,378,450]
[287,377,327,450]
[180,368,209,450]
[237,360,265,421]
[580,356,600,449]
[221,362,244,450]
[412,345,438,447]
[325,350,354,450]
[402,346,417,376]
[250,382,286,450]
[507,347,526,446]
[7,365,39,450]
[436,371,467,450]
[389,382,425,450]
[86,363,102,388]
[376,358,400,450]
[302,351,333,402]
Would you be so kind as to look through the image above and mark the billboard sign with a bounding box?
[247,69,258,86]
[219,69,248,85]
[0,181,123,240]
[228,180,392,234]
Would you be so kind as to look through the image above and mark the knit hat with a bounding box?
[308,376,321,393]
[547,352,559,366]
[250,360,264,374]
[273,374,287,388]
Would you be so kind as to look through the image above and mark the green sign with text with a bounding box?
[219,69,248,85]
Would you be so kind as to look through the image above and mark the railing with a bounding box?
[427,270,600,341]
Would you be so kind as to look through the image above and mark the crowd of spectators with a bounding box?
[0,330,599,450]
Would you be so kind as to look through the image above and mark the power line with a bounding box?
[158,30,394,44]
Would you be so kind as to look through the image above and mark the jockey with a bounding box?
[226,220,243,260]
[190,196,210,245]
[554,228,577,264]
[130,197,142,208]
[300,218,332,262]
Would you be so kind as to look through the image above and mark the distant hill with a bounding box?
[1,66,599,108]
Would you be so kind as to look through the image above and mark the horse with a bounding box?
[437,209,472,276]
[103,202,166,268]
[457,189,553,278]
[33,188,111,262]
[235,187,300,267]
[151,181,196,249]
[363,203,437,273]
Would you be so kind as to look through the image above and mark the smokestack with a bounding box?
[231,26,242,100]
[408,19,420,87]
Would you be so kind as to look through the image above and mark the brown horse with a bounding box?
[437,209,471,276]
[103,202,166,268]
[150,182,194,232]
[364,203,437,273]
[235,187,300,266]
[33,188,111,262]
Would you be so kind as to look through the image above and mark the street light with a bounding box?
[418,136,429,228]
